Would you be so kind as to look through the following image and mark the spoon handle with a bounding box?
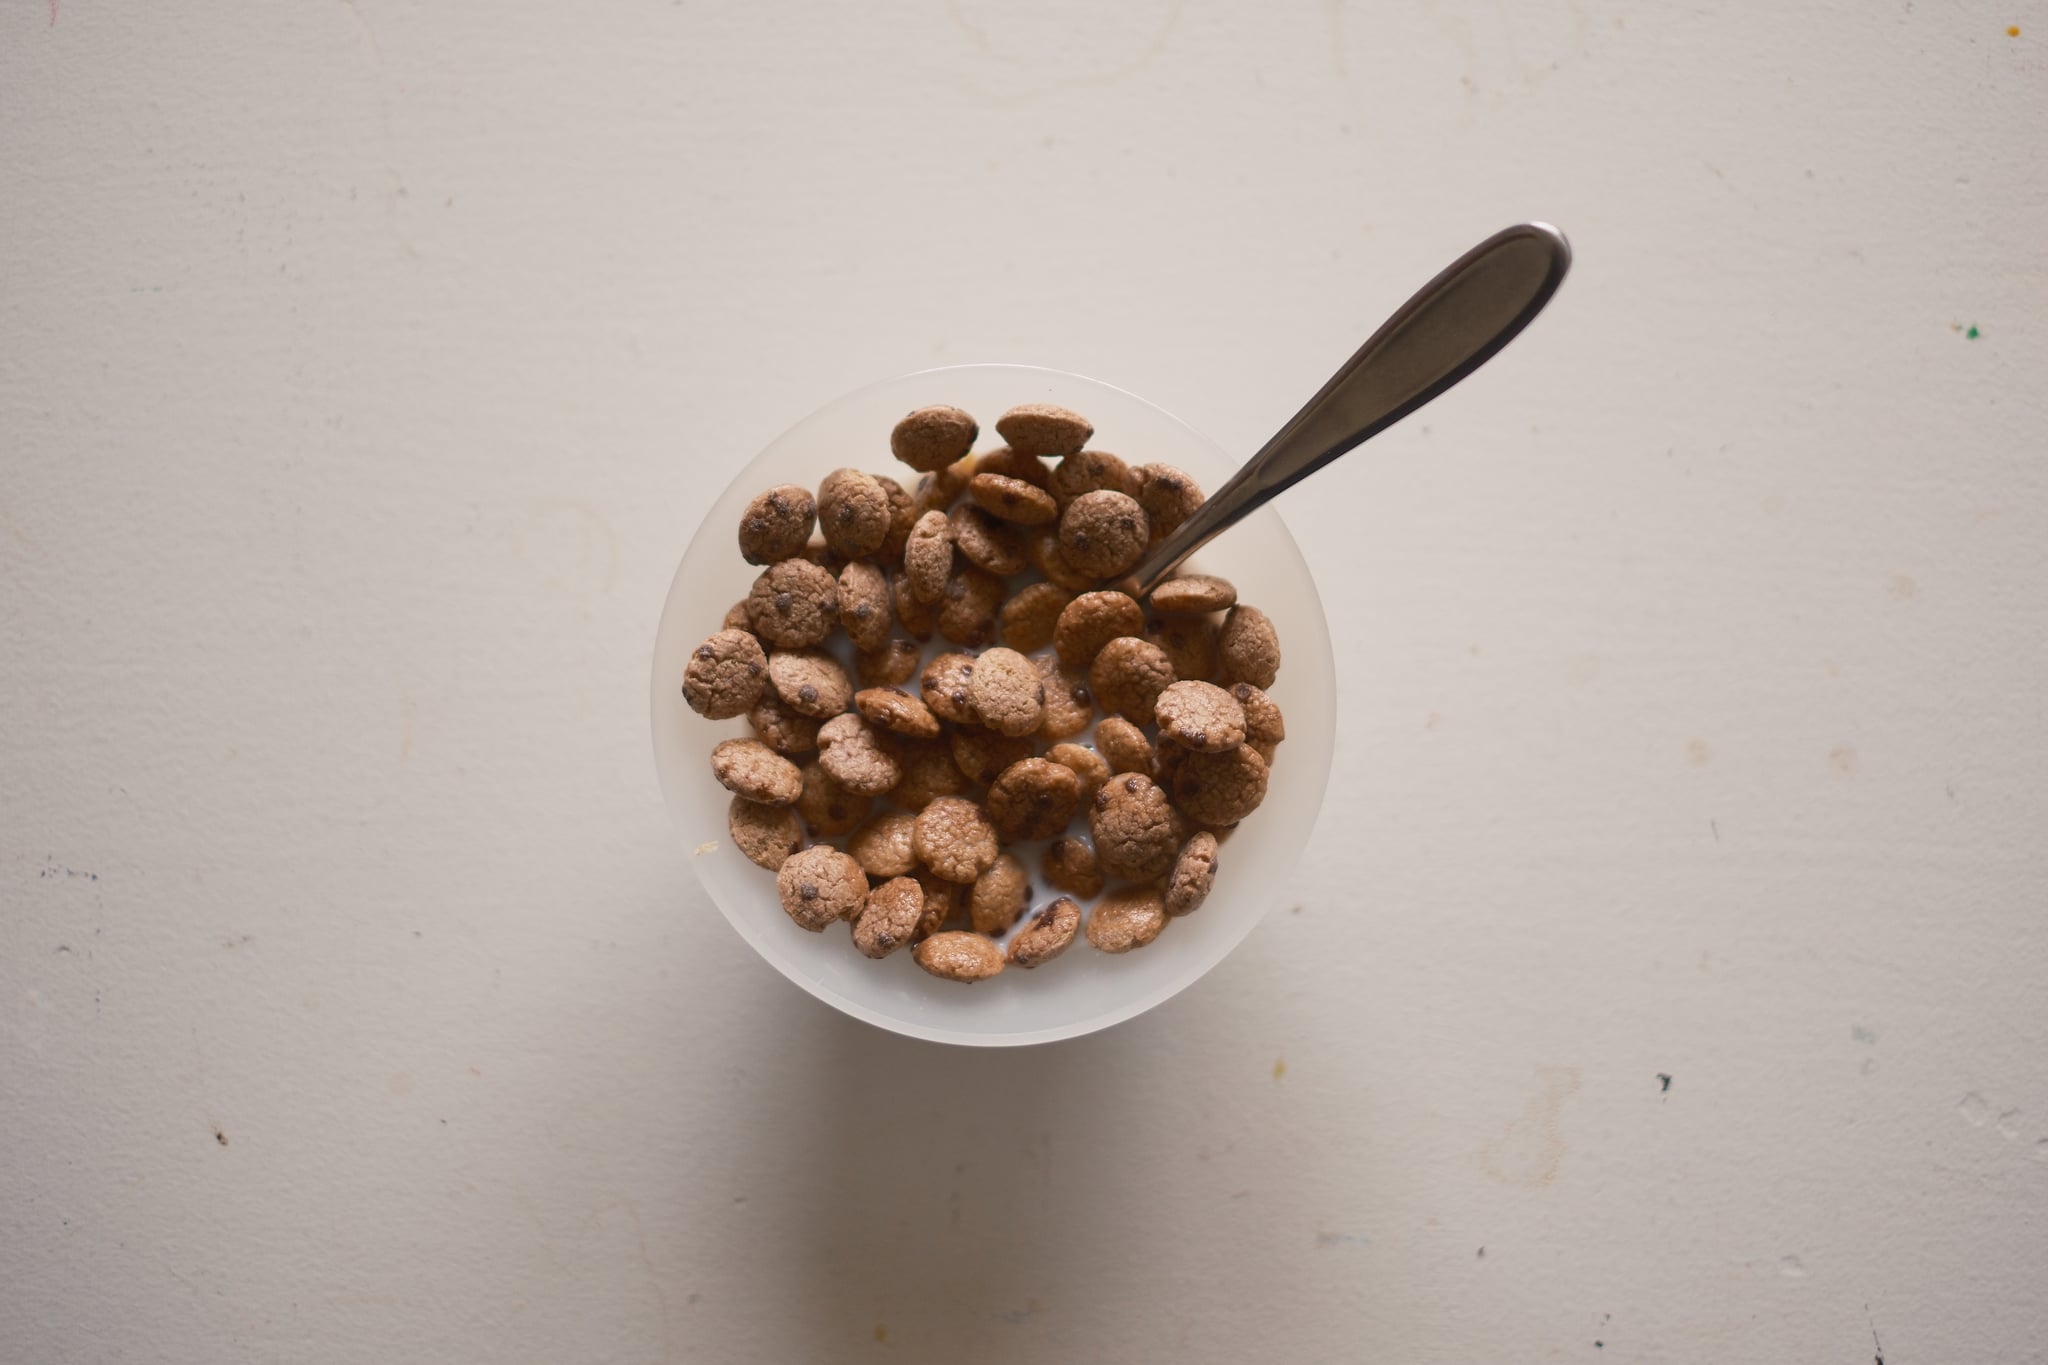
[1129,221,1572,594]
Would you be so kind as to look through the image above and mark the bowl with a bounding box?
[651,364,1335,1046]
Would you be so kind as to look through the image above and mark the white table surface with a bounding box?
[4,3,2044,1361]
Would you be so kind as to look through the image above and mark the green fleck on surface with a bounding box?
[1967,325,1981,339]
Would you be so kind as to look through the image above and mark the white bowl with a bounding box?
[651,365,1335,1046]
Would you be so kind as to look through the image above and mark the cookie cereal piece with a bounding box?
[1218,605,1281,688]
[973,445,1052,490]
[722,600,754,634]
[727,797,804,871]
[855,686,942,740]
[1164,832,1219,916]
[767,648,853,719]
[1048,448,1138,508]
[1085,886,1170,953]
[1133,463,1204,542]
[853,875,924,958]
[1053,590,1146,666]
[799,536,846,573]
[999,583,1073,654]
[747,692,822,755]
[817,468,891,559]
[794,760,871,835]
[1232,682,1286,764]
[902,509,954,604]
[1045,743,1110,801]
[837,560,893,652]
[875,476,916,563]
[948,504,1030,576]
[1088,772,1185,882]
[893,573,938,640]
[912,796,1000,883]
[1007,897,1082,968]
[682,628,768,720]
[969,853,1030,936]
[912,870,968,940]
[911,454,978,517]
[913,930,1005,983]
[1094,715,1156,776]
[710,738,803,806]
[966,646,1045,738]
[776,845,867,931]
[1058,490,1149,578]
[1088,636,1176,726]
[1148,615,1220,684]
[1041,837,1105,899]
[847,811,919,879]
[745,559,840,648]
[889,740,971,811]
[1148,573,1236,615]
[1033,656,1094,740]
[1170,744,1270,828]
[855,637,923,688]
[1152,680,1246,754]
[968,472,1058,525]
[737,485,817,565]
[1027,526,1099,592]
[949,726,1034,787]
[890,405,979,473]
[986,757,1082,842]
[920,652,979,725]
[936,565,1006,648]
[995,403,1093,459]
[817,713,902,797]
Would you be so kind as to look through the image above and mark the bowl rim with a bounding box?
[650,363,1336,1046]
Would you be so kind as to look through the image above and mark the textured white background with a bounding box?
[4,2,2044,1361]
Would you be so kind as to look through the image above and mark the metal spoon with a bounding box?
[1128,221,1572,595]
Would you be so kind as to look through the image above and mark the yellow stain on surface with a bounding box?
[2008,25,2021,37]
[1273,1057,1287,1080]
[873,1324,888,1344]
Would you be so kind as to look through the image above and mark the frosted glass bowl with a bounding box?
[651,365,1335,1046]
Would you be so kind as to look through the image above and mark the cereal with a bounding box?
[1133,463,1204,542]
[920,652,979,725]
[1088,636,1175,726]
[875,476,916,563]
[738,485,817,565]
[912,870,967,939]
[848,811,919,878]
[1041,837,1105,899]
[1154,736,1192,790]
[893,573,938,641]
[948,504,1030,576]
[890,405,979,473]
[1148,615,1220,684]
[949,726,1034,786]
[1048,448,1138,508]
[853,875,924,958]
[777,845,867,931]
[1007,897,1083,967]
[855,686,942,740]
[1232,682,1285,764]
[1046,742,1111,800]
[1164,832,1219,915]
[1034,656,1095,740]
[1053,590,1146,667]
[747,692,822,755]
[722,600,753,633]
[837,560,893,652]
[682,628,769,720]
[1170,744,1270,827]
[912,454,978,516]
[794,760,871,835]
[968,472,1059,525]
[767,647,853,718]
[817,468,891,559]
[855,637,923,688]
[912,796,1000,883]
[799,536,846,573]
[969,853,1030,935]
[974,445,1052,490]
[1058,489,1150,578]
[1152,680,1246,754]
[817,713,902,797]
[1085,887,1169,953]
[902,509,954,604]
[999,583,1073,654]
[1027,526,1099,591]
[995,403,1093,459]
[966,646,1045,738]
[986,757,1082,841]
[1094,715,1156,776]
[710,738,803,806]
[889,740,970,810]
[728,797,804,871]
[1148,573,1236,615]
[1088,772,1184,882]
[745,559,840,648]
[935,565,1006,648]
[1218,604,1281,689]
[913,930,1005,983]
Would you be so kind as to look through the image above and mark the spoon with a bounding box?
[1128,221,1572,596]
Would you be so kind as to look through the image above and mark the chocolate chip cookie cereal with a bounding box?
[683,628,768,720]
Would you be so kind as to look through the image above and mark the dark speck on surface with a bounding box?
[1657,1073,1672,1094]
